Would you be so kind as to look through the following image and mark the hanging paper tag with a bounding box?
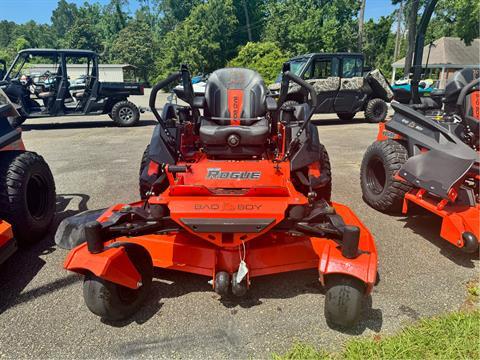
[236,260,248,283]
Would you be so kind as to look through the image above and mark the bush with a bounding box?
[228,41,290,84]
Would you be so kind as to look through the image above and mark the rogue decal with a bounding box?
[206,168,261,180]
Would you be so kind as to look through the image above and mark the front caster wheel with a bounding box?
[82,245,153,321]
[324,275,365,328]
[231,272,248,297]
[214,271,230,296]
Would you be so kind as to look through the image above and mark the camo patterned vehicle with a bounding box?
[268,53,394,123]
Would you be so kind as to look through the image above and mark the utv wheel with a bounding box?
[0,151,56,245]
[337,112,356,121]
[281,100,299,109]
[324,275,365,328]
[83,245,153,321]
[111,101,140,127]
[360,140,411,212]
[365,98,388,123]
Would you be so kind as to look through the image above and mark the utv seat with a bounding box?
[199,68,270,158]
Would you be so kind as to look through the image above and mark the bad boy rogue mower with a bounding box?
[57,64,378,328]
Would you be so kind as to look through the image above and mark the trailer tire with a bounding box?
[0,151,56,245]
[360,140,411,212]
[111,101,140,127]
[365,98,388,123]
[324,275,365,328]
[83,244,153,321]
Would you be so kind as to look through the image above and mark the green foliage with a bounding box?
[1,0,477,84]
[264,0,359,55]
[363,16,396,78]
[63,18,102,53]
[155,0,238,81]
[111,20,157,82]
[228,41,289,84]
[274,310,480,360]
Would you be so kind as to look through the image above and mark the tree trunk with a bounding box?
[404,0,419,76]
[242,0,253,42]
[358,0,366,50]
[394,0,403,60]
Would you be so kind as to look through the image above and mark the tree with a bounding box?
[392,0,419,76]
[51,0,78,44]
[228,41,289,84]
[358,0,366,50]
[155,0,238,80]
[363,16,396,77]
[111,21,157,82]
[263,0,359,55]
[158,0,202,36]
[63,18,102,53]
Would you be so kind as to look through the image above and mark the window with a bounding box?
[304,57,340,80]
[342,57,363,78]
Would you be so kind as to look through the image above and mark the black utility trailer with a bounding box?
[0,49,144,127]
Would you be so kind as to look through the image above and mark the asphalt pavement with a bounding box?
[0,94,477,359]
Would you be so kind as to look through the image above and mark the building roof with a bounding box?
[392,37,480,68]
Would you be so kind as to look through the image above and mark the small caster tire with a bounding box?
[324,275,365,329]
[461,232,479,253]
[231,272,248,297]
[82,244,153,321]
[214,271,230,296]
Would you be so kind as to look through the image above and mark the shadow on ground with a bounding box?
[104,268,383,335]
[0,193,90,314]
[20,119,156,131]
[398,205,478,268]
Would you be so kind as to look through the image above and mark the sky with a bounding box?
[0,0,397,24]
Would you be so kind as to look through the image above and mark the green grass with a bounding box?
[273,310,480,360]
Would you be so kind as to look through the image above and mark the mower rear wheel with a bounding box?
[365,98,388,123]
[337,112,356,121]
[83,245,153,321]
[360,140,411,212]
[0,151,56,245]
[111,100,140,127]
[324,275,365,328]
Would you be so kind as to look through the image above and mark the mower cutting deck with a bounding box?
[58,64,378,328]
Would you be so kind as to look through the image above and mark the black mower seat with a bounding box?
[199,68,270,158]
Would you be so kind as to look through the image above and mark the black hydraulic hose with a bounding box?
[149,72,182,124]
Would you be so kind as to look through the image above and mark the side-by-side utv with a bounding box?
[56,64,378,329]
[268,52,394,123]
[1,49,144,127]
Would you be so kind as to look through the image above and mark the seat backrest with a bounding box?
[204,68,268,124]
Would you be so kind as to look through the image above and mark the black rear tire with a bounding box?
[360,140,411,212]
[337,112,356,121]
[83,244,153,321]
[324,275,365,328]
[365,98,388,123]
[111,100,140,127]
[0,151,56,245]
[139,145,150,199]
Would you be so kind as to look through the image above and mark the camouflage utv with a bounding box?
[269,53,394,123]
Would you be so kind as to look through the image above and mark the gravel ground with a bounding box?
[0,95,477,359]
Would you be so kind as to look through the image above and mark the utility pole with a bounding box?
[242,0,253,42]
[358,0,366,51]
[394,0,403,60]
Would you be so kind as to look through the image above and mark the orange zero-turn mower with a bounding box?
[0,100,56,265]
[56,65,378,328]
[360,72,479,253]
